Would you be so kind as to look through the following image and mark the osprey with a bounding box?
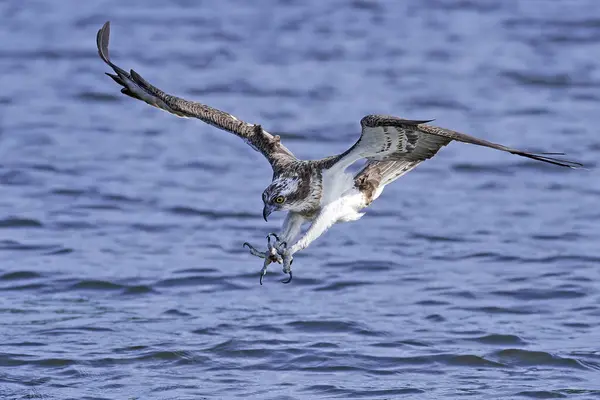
[96,22,582,284]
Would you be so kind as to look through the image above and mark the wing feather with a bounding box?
[331,114,583,201]
[96,21,296,170]
[329,114,582,174]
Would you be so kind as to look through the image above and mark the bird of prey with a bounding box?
[96,21,582,284]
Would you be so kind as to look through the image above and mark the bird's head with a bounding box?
[261,175,309,221]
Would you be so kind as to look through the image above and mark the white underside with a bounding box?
[280,165,389,255]
[320,167,366,223]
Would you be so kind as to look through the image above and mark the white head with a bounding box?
[261,175,310,220]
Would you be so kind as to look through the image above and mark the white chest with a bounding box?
[319,168,366,223]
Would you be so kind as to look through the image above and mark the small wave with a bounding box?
[502,71,599,88]
[76,91,121,102]
[516,390,567,399]
[69,280,124,291]
[504,107,551,116]
[314,280,372,291]
[0,217,43,228]
[188,81,337,101]
[166,160,225,172]
[0,240,63,253]
[121,285,156,295]
[0,169,35,186]
[0,283,47,291]
[35,327,113,337]
[414,299,450,306]
[531,232,583,241]
[73,203,123,211]
[461,306,539,315]
[451,163,514,174]
[489,349,588,370]
[323,260,398,272]
[130,222,177,233]
[491,288,587,300]
[45,247,74,256]
[0,271,43,280]
[411,97,471,111]
[371,339,430,348]
[162,309,192,317]
[246,324,284,334]
[50,188,87,197]
[304,385,425,397]
[33,358,78,367]
[172,268,219,275]
[156,276,218,287]
[412,232,469,243]
[425,314,446,322]
[101,193,144,204]
[286,320,382,336]
[155,275,244,291]
[166,206,256,220]
[469,334,527,346]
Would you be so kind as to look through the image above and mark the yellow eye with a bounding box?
[274,196,285,204]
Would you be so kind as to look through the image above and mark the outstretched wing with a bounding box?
[324,114,582,203]
[96,21,296,170]
[329,115,582,174]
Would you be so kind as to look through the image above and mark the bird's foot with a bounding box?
[273,241,293,284]
[244,234,286,285]
[281,251,293,284]
[267,233,293,283]
[266,233,287,254]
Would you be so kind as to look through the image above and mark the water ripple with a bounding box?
[1,1,598,398]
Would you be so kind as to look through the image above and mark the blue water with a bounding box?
[1,1,599,399]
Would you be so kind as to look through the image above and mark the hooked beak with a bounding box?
[263,204,273,222]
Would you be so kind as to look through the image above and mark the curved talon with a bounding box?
[259,270,266,285]
[243,242,250,248]
[268,233,280,242]
[281,271,292,284]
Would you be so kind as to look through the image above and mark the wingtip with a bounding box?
[512,151,584,169]
[96,21,112,64]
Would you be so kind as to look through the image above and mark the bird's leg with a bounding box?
[267,233,288,256]
[259,256,271,285]
[266,234,283,264]
[274,241,293,284]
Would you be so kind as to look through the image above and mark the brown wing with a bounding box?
[345,114,582,201]
[96,21,296,171]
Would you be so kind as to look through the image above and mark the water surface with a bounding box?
[1,1,599,399]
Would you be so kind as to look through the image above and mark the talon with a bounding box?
[268,233,280,242]
[259,258,270,285]
[259,269,267,285]
[281,270,292,284]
